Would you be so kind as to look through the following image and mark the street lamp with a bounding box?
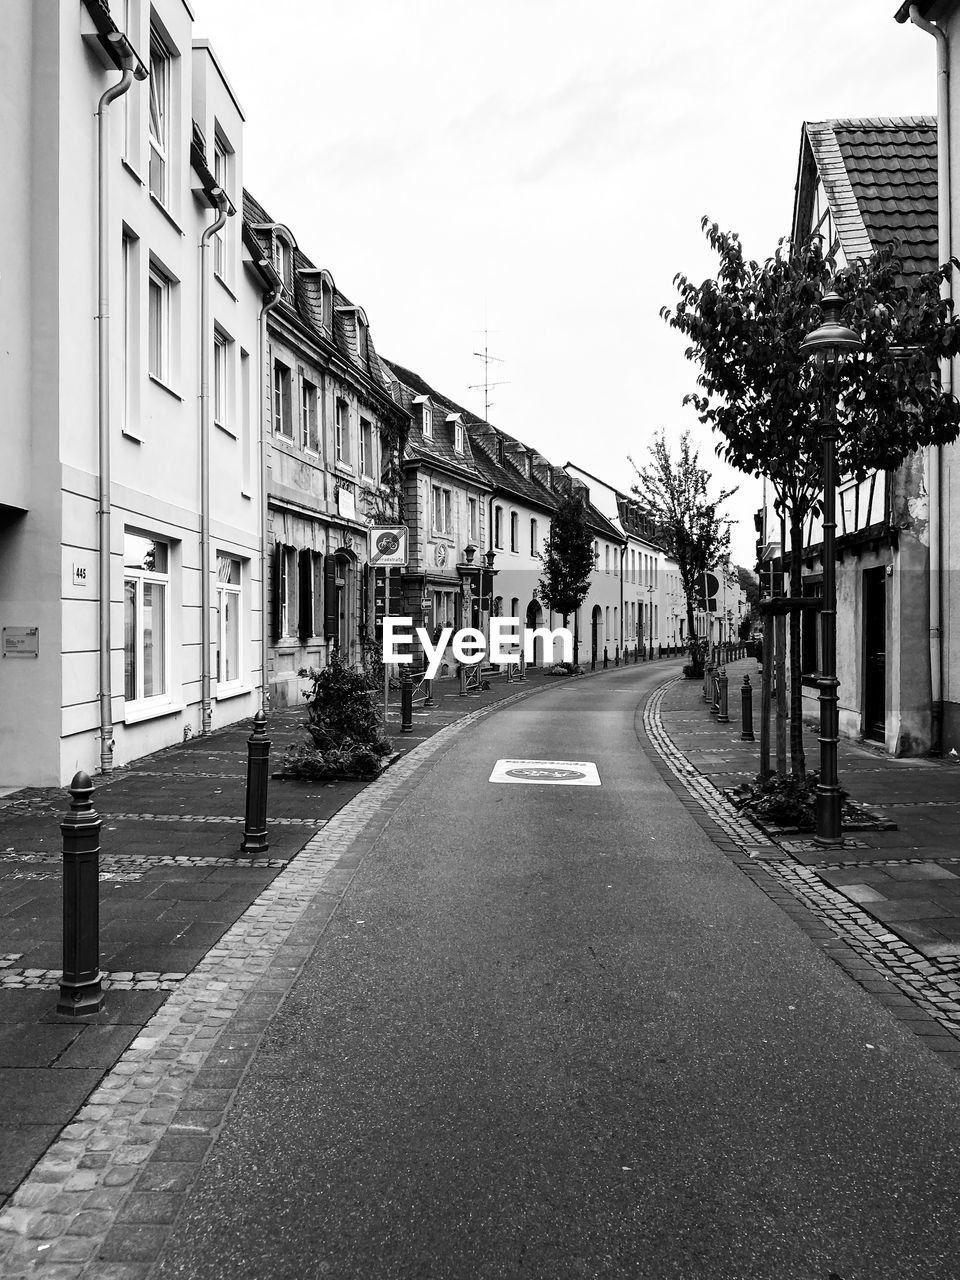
[799,290,862,846]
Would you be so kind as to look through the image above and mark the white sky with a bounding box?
[193,0,935,567]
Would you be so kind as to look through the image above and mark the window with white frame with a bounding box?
[454,421,464,453]
[301,378,318,452]
[431,484,452,535]
[148,27,170,204]
[273,359,292,438]
[121,230,138,434]
[468,497,479,545]
[422,402,433,439]
[510,512,519,553]
[147,264,172,383]
[359,418,374,477]
[216,554,242,687]
[213,130,231,279]
[605,545,610,574]
[213,331,228,430]
[356,317,367,364]
[274,236,292,292]
[335,398,349,463]
[530,518,539,557]
[123,531,170,705]
[494,505,503,549]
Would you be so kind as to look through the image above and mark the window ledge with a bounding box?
[240,490,252,501]
[148,374,183,402]
[214,273,237,301]
[215,421,238,441]
[215,683,252,702]
[123,699,184,726]
[149,193,185,236]
[121,158,144,187]
[334,463,355,478]
[121,429,143,445]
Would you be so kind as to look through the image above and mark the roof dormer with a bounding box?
[335,304,370,367]
[298,267,336,334]
[447,413,465,454]
[249,221,297,294]
[413,395,433,439]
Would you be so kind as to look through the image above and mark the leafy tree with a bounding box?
[537,491,595,663]
[663,223,960,776]
[735,564,759,612]
[630,430,736,672]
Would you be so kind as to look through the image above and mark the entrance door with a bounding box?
[591,605,601,664]
[863,567,886,742]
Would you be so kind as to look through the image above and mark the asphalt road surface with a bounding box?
[153,665,960,1280]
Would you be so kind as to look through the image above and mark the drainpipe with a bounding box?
[258,274,283,712]
[909,5,950,755]
[198,193,230,735]
[619,541,626,653]
[96,54,136,775]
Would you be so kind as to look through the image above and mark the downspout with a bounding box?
[198,193,230,735]
[619,541,626,653]
[258,274,284,712]
[909,5,950,755]
[96,56,136,775]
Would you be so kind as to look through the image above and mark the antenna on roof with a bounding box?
[468,329,509,421]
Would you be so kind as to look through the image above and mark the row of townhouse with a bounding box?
[780,91,957,755]
[0,0,677,790]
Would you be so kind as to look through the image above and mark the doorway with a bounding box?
[863,567,886,742]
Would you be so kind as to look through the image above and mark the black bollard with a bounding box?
[240,710,271,854]
[614,645,620,667]
[422,677,434,708]
[459,663,468,697]
[400,668,414,733]
[59,772,104,1017]
[740,674,755,741]
[710,669,721,716]
[717,668,730,723]
[603,646,609,669]
[518,654,526,681]
[591,652,596,671]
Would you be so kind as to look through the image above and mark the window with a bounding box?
[273,359,292,438]
[148,27,170,204]
[605,545,610,574]
[468,497,479,545]
[360,418,373,477]
[432,484,452,535]
[510,512,519,554]
[605,606,611,642]
[277,545,296,639]
[148,264,171,383]
[454,421,464,453]
[121,231,138,434]
[302,378,318,452]
[216,554,242,687]
[213,131,231,279]
[335,398,348,463]
[124,531,169,704]
[213,331,228,429]
[494,505,503,549]
[274,236,292,292]
[356,318,367,364]
[530,518,538,557]
[422,402,433,439]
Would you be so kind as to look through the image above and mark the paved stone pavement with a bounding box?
[0,652,660,1214]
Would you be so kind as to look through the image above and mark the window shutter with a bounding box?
[298,549,312,641]
[312,553,323,638]
[323,555,338,641]
[271,541,283,642]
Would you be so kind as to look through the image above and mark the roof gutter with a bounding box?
[906,4,949,755]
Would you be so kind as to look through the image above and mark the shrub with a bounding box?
[729,771,848,830]
[280,655,392,780]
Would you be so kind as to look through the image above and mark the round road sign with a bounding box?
[504,766,586,782]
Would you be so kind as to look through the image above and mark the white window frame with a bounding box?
[510,511,519,554]
[359,417,374,477]
[494,505,504,550]
[454,422,464,453]
[123,532,172,712]
[335,398,349,464]
[213,330,228,431]
[301,378,318,452]
[213,130,231,280]
[273,359,292,438]
[148,27,170,205]
[530,518,538,558]
[432,484,452,535]
[216,553,244,692]
[422,403,433,439]
[468,497,479,545]
[147,264,171,384]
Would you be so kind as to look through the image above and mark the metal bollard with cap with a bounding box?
[400,668,414,732]
[59,772,104,1017]
[740,674,755,741]
[240,710,271,854]
[459,662,468,697]
[603,646,609,669]
[717,667,730,723]
[518,653,526,681]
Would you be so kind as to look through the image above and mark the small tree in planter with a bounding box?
[282,654,393,781]
[537,491,595,666]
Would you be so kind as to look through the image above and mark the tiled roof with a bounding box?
[802,117,938,281]
[384,361,490,487]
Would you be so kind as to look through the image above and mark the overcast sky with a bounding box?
[194,0,935,567]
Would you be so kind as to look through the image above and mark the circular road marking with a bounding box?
[504,766,586,781]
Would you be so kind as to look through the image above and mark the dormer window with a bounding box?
[422,402,433,439]
[496,436,504,465]
[356,317,368,364]
[448,415,464,454]
[273,235,292,292]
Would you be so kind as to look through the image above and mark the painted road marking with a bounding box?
[489,759,601,786]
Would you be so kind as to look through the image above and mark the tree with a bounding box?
[735,564,759,612]
[537,491,595,664]
[631,431,736,673]
[663,223,960,776]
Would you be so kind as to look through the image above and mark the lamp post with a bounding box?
[799,290,862,846]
